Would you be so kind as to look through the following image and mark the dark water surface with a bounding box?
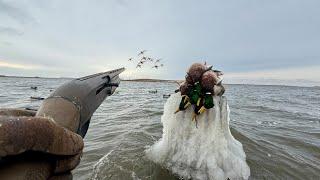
[0,77,319,180]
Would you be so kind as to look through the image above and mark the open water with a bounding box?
[0,77,319,180]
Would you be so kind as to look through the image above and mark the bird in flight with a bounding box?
[139,60,146,64]
[152,63,164,69]
[141,56,147,61]
[127,49,164,70]
[138,50,147,56]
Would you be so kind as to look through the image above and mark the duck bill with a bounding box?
[37,68,125,137]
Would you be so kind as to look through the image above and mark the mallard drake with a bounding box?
[174,95,191,114]
[197,92,214,114]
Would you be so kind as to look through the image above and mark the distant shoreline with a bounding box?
[1,75,319,88]
[123,79,180,83]
[0,75,72,79]
[0,75,41,78]
[0,75,180,83]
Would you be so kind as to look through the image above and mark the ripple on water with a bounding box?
[1,79,319,179]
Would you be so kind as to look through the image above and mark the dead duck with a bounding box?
[197,92,215,115]
[186,63,207,84]
[175,95,191,114]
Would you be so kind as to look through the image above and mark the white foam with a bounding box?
[131,171,141,180]
[146,93,250,180]
[91,150,114,180]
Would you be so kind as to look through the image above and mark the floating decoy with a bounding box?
[148,90,158,94]
[30,96,45,100]
[163,94,171,98]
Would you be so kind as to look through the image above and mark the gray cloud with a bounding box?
[0,0,36,24]
[0,0,319,84]
[0,41,12,46]
[0,26,23,36]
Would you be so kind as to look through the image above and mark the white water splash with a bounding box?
[146,93,250,180]
[91,150,114,180]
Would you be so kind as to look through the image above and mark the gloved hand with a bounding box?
[0,108,83,179]
[0,68,124,180]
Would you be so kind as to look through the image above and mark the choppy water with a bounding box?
[0,77,319,180]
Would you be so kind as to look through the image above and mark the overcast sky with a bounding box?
[0,0,319,85]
